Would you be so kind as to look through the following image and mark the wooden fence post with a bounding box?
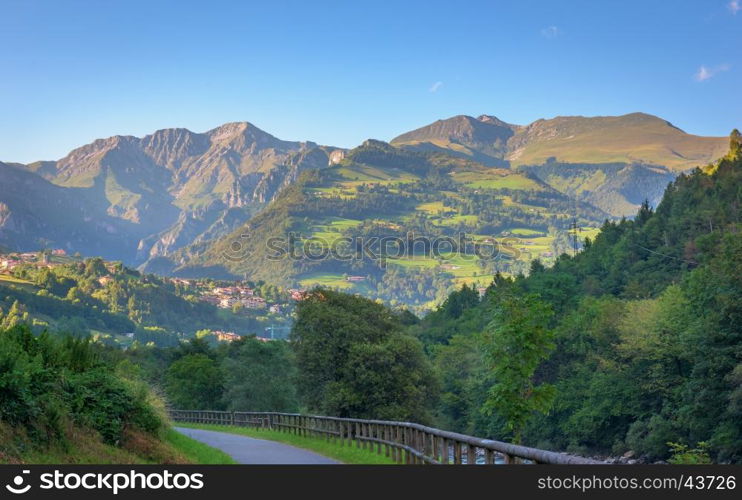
[468,444,477,465]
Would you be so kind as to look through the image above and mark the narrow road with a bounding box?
[174,427,340,464]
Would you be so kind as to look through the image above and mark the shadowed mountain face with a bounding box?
[391,115,519,166]
[0,161,137,260]
[518,161,678,216]
[7,122,341,262]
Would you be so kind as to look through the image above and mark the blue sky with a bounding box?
[1,0,740,163]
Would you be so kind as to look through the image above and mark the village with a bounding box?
[0,248,68,273]
[0,249,306,344]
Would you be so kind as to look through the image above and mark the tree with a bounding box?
[165,353,224,409]
[483,293,555,443]
[84,257,108,278]
[221,338,298,412]
[729,129,741,157]
[0,301,28,329]
[291,289,437,422]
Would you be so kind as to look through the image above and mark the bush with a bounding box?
[625,416,677,461]
[667,442,712,464]
[0,325,165,447]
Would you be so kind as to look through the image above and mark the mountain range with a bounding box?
[392,112,726,170]
[0,112,730,308]
[3,123,341,263]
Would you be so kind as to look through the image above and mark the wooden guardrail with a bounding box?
[170,410,602,465]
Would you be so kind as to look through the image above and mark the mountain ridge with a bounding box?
[392,112,727,171]
[0,113,733,277]
[7,122,343,262]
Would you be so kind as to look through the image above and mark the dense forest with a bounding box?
[412,131,742,462]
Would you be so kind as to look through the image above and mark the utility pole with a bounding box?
[570,217,578,257]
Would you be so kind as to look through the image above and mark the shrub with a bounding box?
[0,325,165,448]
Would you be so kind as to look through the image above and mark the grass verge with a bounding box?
[0,424,194,464]
[175,423,396,465]
[163,428,236,464]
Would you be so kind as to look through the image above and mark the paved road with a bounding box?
[174,427,340,465]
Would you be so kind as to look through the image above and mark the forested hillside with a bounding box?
[0,256,291,346]
[412,131,742,462]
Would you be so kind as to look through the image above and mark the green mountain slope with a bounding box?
[507,112,727,170]
[172,140,609,311]
[393,113,728,216]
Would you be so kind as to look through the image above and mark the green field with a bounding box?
[416,201,455,214]
[450,170,542,190]
[509,228,546,236]
[309,217,363,244]
[577,226,602,242]
[0,274,37,292]
[0,274,33,285]
[435,214,479,227]
[335,164,419,183]
[387,256,440,269]
[299,272,355,290]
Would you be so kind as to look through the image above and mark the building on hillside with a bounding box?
[51,249,67,256]
[219,297,237,309]
[213,330,241,342]
[346,275,366,282]
[201,295,220,306]
[243,296,266,309]
[1,259,21,270]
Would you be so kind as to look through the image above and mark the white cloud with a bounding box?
[694,63,730,81]
[540,26,560,39]
[429,81,443,93]
[695,66,712,81]
[729,1,740,14]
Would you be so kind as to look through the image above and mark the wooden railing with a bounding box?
[170,410,602,465]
